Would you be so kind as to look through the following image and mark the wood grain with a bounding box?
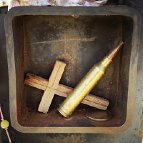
[38,61,66,113]
[25,74,109,110]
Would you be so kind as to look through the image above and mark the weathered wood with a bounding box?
[25,73,109,110]
[38,61,66,113]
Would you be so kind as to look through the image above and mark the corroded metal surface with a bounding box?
[4,6,141,134]
[0,4,142,143]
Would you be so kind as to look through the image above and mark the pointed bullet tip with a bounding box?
[108,41,123,60]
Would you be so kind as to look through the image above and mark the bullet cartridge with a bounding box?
[58,42,123,117]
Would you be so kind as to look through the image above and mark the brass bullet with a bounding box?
[58,42,123,117]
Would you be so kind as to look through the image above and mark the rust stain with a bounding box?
[49,29,92,83]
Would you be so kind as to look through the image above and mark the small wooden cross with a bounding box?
[25,60,109,113]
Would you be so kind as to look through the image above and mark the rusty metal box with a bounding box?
[5,6,140,133]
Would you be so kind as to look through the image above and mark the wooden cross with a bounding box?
[38,61,66,113]
[25,60,109,113]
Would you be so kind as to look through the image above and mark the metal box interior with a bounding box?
[5,6,140,133]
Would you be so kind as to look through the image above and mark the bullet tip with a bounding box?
[108,41,123,60]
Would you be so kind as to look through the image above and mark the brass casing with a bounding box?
[58,42,123,117]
